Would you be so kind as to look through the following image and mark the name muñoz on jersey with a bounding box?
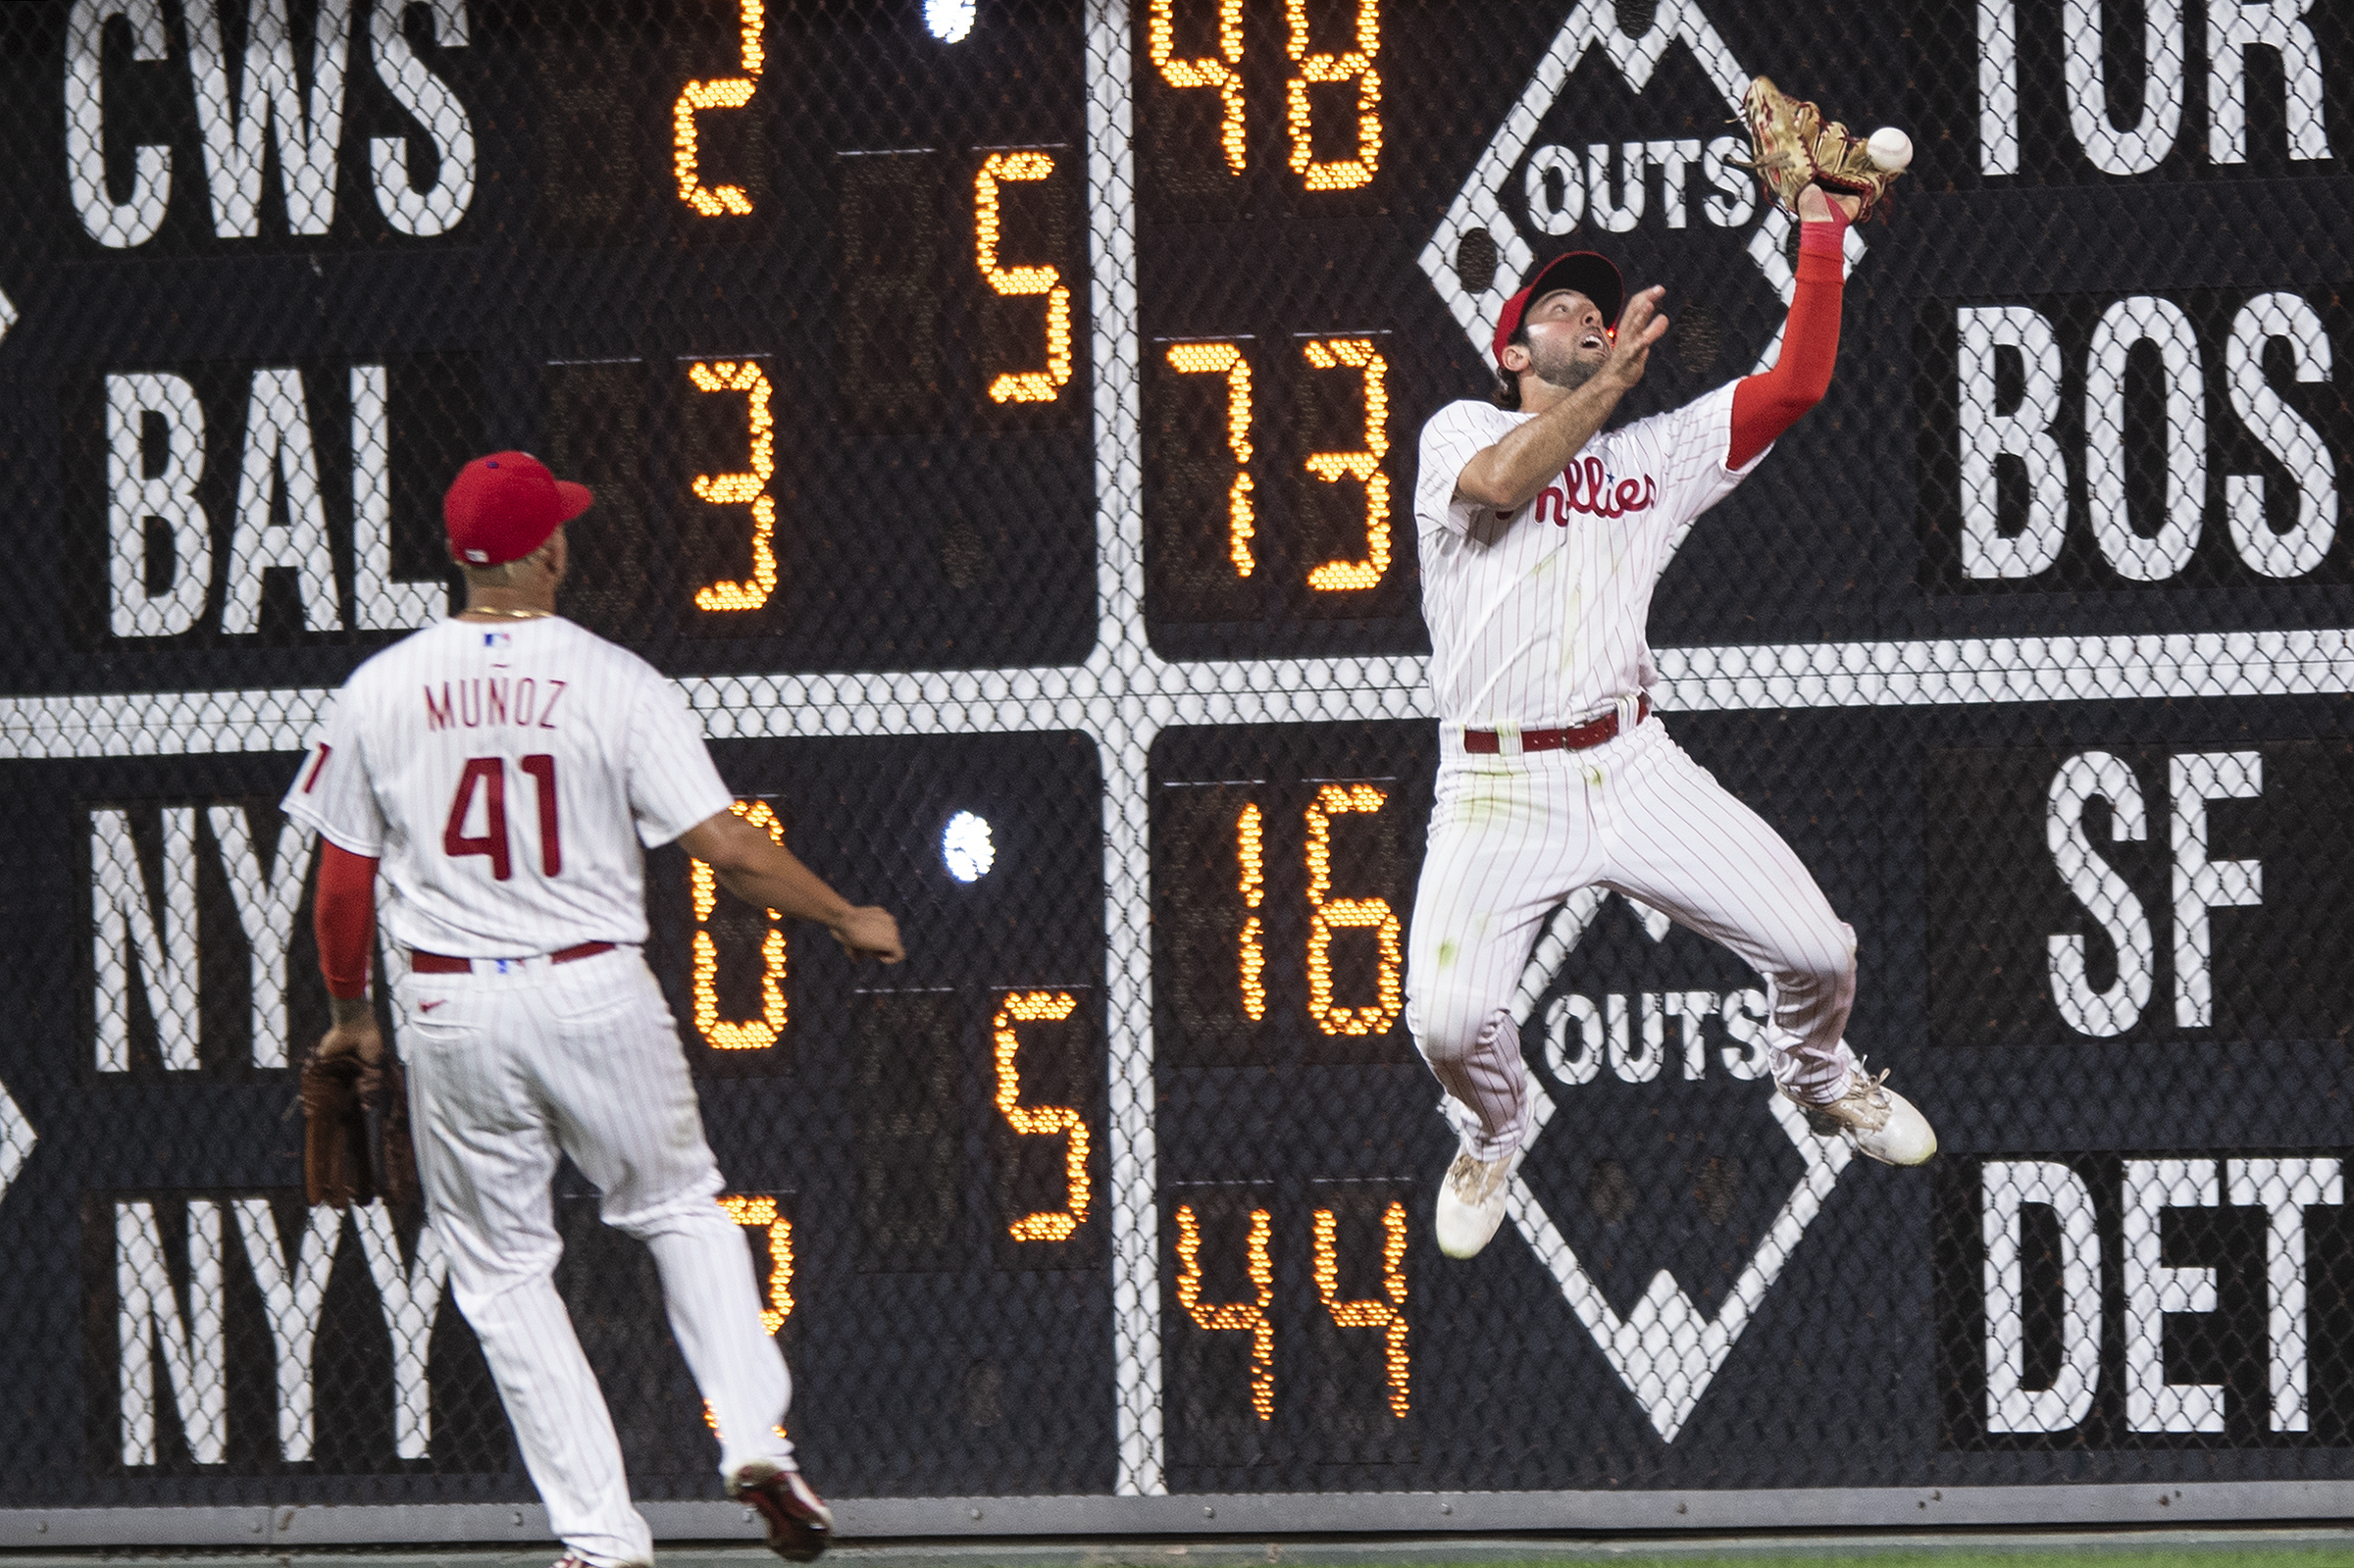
[281,618,735,959]
[1412,381,1766,730]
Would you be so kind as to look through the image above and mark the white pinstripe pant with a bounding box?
[396,947,793,1568]
[1405,716,1860,1161]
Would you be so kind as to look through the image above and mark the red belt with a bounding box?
[1463,696,1649,755]
[410,941,616,974]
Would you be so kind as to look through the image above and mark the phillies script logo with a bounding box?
[1533,459,1658,524]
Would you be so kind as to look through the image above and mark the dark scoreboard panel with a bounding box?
[5,0,2354,1526]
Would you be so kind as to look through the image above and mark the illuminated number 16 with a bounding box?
[1236,784,1403,1037]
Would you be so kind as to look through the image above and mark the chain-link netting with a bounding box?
[4,0,2354,1532]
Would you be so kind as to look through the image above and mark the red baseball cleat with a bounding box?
[730,1460,834,1562]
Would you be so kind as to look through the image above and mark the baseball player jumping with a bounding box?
[284,453,903,1565]
[1411,182,1934,1262]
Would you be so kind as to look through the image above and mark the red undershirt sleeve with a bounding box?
[315,840,379,1000]
[1726,204,1849,471]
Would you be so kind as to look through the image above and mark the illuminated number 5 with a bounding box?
[1305,783,1402,1035]
[994,990,1091,1239]
[689,361,778,612]
[975,152,1072,404]
[1302,338,1390,591]
[688,799,789,1050]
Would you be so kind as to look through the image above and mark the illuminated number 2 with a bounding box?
[1302,338,1391,591]
[994,990,1091,1239]
[689,799,788,1050]
[1150,0,1246,174]
[1176,1203,1274,1420]
[675,0,766,216]
[975,152,1072,404]
[1287,0,1381,190]
[1167,341,1255,577]
[1305,784,1402,1036]
[689,361,778,612]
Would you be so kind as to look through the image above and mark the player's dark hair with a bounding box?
[1492,323,1530,411]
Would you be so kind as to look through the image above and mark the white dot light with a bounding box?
[944,811,995,883]
[925,0,975,42]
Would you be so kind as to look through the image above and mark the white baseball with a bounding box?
[1867,126,1914,172]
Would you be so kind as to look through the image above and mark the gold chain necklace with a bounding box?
[461,607,554,621]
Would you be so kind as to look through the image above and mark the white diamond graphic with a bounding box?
[0,1075,33,1207]
[1499,894,1856,1442]
[1416,0,1867,376]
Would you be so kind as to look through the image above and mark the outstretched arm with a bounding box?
[676,808,905,963]
[1726,187,1857,470]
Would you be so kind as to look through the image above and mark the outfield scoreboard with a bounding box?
[5,0,2354,1529]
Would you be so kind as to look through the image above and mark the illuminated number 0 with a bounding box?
[994,991,1091,1240]
[688,799,789,1050]
[975,152,1072,404]
[443,755,561,880]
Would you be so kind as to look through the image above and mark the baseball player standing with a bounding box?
[283,453,903,1565]
[1409,184,1933,1262]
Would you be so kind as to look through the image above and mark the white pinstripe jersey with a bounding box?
[1412,381,1765,729]
[281,617,734,958]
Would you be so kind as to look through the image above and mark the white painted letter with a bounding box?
[231,1197,344,1460]
[65,0,173,247]
[117,1199,227,1464]
[187,0,351,236]
[1957,306,2070,579]
[2063,0,2184,174]
[1982,1160,2101,1433]
[1718,988,1770,1079]
[1544,992,1603,1085]
[353,1203,448,1459]
[1978,0,2021,175]
[2124,1157,2223,1432]
[91,807,201,1071]
[350,364,443,628]
[209,806,315,1068]
[2228,1157,2342,1433]
[2209,0,2331,164]
[371,0,477,236]
[2171,751,2262,1029]
[107,373,213,637]
[223,368,341,632]
[2086,295,2206,582]
[1585,143,1643,233]
[1523,144,1583,236]
[2047,752,2154,1037]
[2226,292,2335,578]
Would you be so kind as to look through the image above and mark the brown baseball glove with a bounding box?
[302,1049,418,1213]
[1732,76,1906,221]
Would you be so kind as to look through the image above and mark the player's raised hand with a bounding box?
[1602,284,1670,389]
[1795,184,1863,224]
[830,905,904,964]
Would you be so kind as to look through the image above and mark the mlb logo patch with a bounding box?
[483,632,512,650]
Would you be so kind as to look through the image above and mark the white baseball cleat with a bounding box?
[1785,1058,1936,1166]
[1434,1142,1524,1258]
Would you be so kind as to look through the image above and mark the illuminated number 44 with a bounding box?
[443,755,561,880]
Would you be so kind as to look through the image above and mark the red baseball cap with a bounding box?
[1492,251,1626,363]
[443,452,593,567]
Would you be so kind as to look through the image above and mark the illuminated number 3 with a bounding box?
[688,799,788,1050]
[689,361,779,613]
[994,990,1092,1240]
[975,152,1072,405]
